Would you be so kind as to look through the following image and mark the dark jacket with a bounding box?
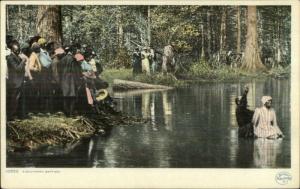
[132,52,142,73]
[236,90,254,138]
[6,53,25,88]
[59,53,82,97]
[236,91,254,127]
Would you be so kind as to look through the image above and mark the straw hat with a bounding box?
[38,38,47,46]
[96,89,108,101]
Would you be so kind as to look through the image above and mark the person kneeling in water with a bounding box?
[252,96,284,139]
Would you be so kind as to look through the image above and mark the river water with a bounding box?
[7,78,290,168]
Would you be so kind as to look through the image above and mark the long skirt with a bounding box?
[142,59,150,75]
[254,125,283,138]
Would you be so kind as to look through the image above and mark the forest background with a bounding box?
[6,5,291,82]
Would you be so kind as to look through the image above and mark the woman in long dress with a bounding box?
[252,96,283,139]
[141,47,150,75]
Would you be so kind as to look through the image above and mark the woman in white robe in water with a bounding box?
[252,96,283,139]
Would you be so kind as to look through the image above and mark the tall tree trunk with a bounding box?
[6,6,9,32]
[147,5,151,46]
[116,6,124,48]
[276,8,281,64]
[241,6,266,72]
[18,6,23,41]
[36,5,62,48]
[237,6,241,54]
[220,7,227,53]
[207,9,212,60]
[200,24,205,60]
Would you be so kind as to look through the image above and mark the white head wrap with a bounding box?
[261,96,272,105]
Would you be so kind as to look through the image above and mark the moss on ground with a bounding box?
[7,112,146,152]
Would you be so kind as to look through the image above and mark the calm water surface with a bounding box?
[7,78,290,168]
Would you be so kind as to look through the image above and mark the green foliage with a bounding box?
[101,68,132,84]
[188,59,274,81]
[134,73,186,87]
[111,48,132,69]
[7,5,291,71]
[190,58,211,78]
[268,65,290,78]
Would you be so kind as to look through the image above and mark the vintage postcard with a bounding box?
[1,0,299,188]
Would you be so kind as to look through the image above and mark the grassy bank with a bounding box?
[102,65,290,88]
[102,68,186,87]
[7,112,145,152]
[188,60,290,82]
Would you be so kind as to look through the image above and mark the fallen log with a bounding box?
[113,89,170,98]
[113,79,173,90]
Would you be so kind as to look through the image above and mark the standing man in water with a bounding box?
[252,96,284,139]
[235,86,254,138]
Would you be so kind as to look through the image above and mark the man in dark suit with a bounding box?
[59,45,82,117]
[6,40,25,120]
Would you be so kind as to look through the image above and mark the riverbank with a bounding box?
[102,65,290,88]
[102,68,186,88]
[7,112,146,152]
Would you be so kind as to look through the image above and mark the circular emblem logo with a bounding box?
[275,172,292,185]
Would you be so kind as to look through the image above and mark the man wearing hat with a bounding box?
[252,96,284,139]
[51,47,65,112]
[132,47,142,77]
[38,38,54,113]
[59,44,82,117]
[6,40,25,120]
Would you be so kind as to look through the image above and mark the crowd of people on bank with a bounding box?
[6,35,112,120]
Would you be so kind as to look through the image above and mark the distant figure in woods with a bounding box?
[132,47,142,77]
[252,96,284,139]
[149,47,157,74]
[162,43,175,74]
[141,47,151,75]
[235,86,254,138]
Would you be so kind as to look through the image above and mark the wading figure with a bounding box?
[235,86,254,138]
[162,43,175,74]
[252,96,284,139]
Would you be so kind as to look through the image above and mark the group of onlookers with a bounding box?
[132,43,176,77]
[6,35,108,120]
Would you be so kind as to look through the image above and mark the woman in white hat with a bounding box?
[252,96,284,139]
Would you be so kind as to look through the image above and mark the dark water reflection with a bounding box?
[7,78,290,168]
